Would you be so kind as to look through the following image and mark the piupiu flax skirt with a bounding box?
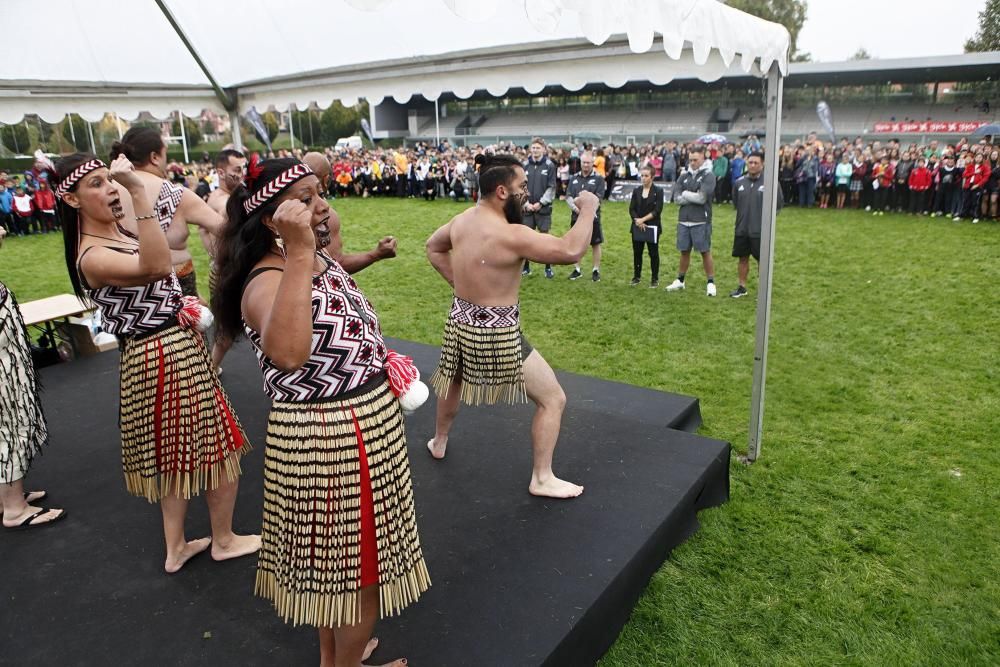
[119,323,249,502]
[255,377,430,628]
[429,296,529,405]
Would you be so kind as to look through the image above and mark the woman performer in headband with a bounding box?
[213,157,429,667]
[0,225,66,530]
[54,153,258,573]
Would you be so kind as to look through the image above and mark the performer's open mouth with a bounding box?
[315,216,332,247]
[110,197,124,220]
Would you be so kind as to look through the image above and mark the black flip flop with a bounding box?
[23,490,47,503]
[4,507,67,531]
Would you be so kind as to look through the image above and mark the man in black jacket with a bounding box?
[730,152,782,298]
[522,137,557,278]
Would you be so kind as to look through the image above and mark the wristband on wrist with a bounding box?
[136,213,158,221]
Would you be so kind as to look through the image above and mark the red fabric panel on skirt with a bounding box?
[351,407,379,587]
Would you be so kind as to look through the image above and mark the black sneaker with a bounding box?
[521,267,531,277]
[592,269,601,282]
[544,267,554,279]
[650,280,659,288]
[568,268,582,280]
[730,286,748,298]
[630,277,641,286]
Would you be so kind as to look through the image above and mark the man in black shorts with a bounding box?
[565,151,606,281]
[730,151,782,298]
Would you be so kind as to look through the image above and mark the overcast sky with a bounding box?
[798,0,985,61]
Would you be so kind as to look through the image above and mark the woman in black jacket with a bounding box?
[629,165,664,287]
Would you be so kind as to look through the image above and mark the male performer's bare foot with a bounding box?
[361,637,379,662]
[164,537,212,573]
[211,533,262,562]
[426,437,448,460]
[366,660,406,667]
[529,474,584,499]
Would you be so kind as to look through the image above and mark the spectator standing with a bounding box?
[894,151,914,212]
[932,155,960,217]
[0,183,15,235]
[12,187,34,235]
[729,152,782,298]
[565,151,607,281]
[712,148,730,203]
[958,152,991,223]
[907,157,932,214]
[665,146,717,296]
[32,180,57,232]
[521,138,558,278]
[628,165,663,287]
[817,153,835,209]
[661,141,678,184]
[795,147,818,208]
[834,153,853,209]
[871,155,894,215]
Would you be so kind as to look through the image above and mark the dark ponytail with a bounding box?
[54,152,100,299]
[110,126,164,167]
[211,158,301,342]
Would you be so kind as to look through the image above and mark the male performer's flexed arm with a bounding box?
[426,219,455,287]
[508,190,600,264]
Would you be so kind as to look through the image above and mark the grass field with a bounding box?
[1,199,998,665]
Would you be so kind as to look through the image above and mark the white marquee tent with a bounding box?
[1,0,789,460]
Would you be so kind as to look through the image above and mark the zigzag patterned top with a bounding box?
[449,295,520,328]
[245,253,387,402]
[83,180,182,335]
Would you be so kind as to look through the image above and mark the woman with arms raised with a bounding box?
[212,157,428,667]
[55,152,257,573]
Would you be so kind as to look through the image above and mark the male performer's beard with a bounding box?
[503,196,524,225]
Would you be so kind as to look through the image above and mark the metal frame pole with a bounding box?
[746,62,784,463]
[288,106,296,150]
[87,120,96,155]
[229,110,244,151]
[177,111,189,163]
[435,98,441,145]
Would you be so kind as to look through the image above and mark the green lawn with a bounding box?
[1,200,998,666]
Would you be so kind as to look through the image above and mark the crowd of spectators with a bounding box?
[2,131,996,239]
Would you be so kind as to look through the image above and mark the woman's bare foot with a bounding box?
[427,437,447,460]
[211,533,261,562]
[361,637,379,662]
[164,537,212,573]
[529,475,584,499]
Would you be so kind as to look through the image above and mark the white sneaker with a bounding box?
[865,205,871,211]
[707,283,717,297]
[665,279,685,291]
[972,218,979,224]
[953,216,961,221]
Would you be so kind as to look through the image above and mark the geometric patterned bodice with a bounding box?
[245,252,387,402]
[83,181,184,335]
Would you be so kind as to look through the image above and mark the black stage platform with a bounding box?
[4,340,729,667]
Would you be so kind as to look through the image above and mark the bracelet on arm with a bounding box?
[135,213,158,221]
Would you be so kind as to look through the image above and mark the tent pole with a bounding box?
[68,113,77,147]
[435,98,440,145]
[178,111,189,164]
[154,0,234,111]
[746,62,784,463]
[230,110,244,152]
[114,112,123,139]
[288,107,295,151]
[87,120,96,155]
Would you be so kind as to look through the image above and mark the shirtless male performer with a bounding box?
[205,148,247,370]
[302,151,398,273]
[425,154,600,499]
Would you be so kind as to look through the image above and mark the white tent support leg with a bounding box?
[87,120,96,155]
[67,113,77,147]
[230,110,243,151]
[435,98,440,145]
[114,112,123,139]
[746,62,784,463]
[178,110,189,163]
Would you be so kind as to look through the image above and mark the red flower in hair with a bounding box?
[245,152,264,190]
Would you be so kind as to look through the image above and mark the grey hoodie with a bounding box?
[676,160,716,225]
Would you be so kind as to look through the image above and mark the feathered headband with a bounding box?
[243,153,314,215]
[55,158,106,200]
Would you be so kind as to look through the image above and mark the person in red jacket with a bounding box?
[907,157,932,215]
[31,180,58,233]
[871,155,894,215]
[958,152,991,223]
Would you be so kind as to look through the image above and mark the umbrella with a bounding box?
[970,123,1000,139]
[697,133,728,144]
